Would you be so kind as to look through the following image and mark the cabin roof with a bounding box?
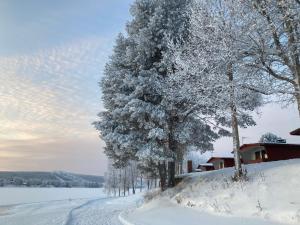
[290,128,300,136]
[207,157,234,163]
[240,143,300,152]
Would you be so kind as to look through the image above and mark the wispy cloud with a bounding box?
[0,37,111,144]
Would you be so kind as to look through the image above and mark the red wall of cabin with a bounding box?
[224,159,235,167]
[187,160,193,173]
[266,145,300,161]
[201,166,215,171]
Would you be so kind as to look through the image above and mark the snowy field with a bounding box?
[122,159,300,225]
[0,188,143,225]
[0,188,105,206]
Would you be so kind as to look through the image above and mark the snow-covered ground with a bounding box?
[122,159,300,225]
[0,188,105,206]
[1,159,300,225]
[0,188,143,225]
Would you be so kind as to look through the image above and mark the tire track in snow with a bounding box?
[65,197,111,225]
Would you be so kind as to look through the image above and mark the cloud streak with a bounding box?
[0,37,110,144]
[0,36,113,174]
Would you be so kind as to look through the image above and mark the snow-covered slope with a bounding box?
[123,159,300,225]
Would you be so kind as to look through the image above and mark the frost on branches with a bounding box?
[167,0,264,179]
[94,0,224,190]
[238,0,300,116]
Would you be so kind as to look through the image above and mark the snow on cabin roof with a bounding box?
[207,157,234,163]
[198,163,214,166]
[290,128,300,136]
[239,143,300,152]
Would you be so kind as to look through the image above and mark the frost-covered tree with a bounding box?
[259,132,284,143]
[95,0,224,189]
[104,161,119,196]
[105,160,142,196]
[168,0,263,179]
[236,0,300,116]
[137,158,159,189]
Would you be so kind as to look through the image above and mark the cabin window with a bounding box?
[262,150,268,159]
[255,151,261,160]
[219,161,224,169]
[254,150,268,160]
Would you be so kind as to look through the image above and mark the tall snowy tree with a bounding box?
[168,0,263,179]
[95,39,141,182]
[233,0,300,116]
[95,0,224,189]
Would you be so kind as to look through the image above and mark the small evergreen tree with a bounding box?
[259,133,284,143]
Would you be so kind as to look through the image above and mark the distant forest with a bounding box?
[0,171,104,188]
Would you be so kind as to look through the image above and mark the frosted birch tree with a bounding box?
[104,160,119,196]
[168,0,263,179]
[238,0,300,116]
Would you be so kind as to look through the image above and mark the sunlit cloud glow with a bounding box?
[0,37,109,142]
[0,37,111,174]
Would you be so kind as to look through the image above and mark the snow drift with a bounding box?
[124,159,300,225]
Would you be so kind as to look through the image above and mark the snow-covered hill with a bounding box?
[122,159,300,225]
[0,171,104,188]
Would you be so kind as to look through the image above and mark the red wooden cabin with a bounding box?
[196,163,215,172]
[239,143,300,164]
[206,157,235,170]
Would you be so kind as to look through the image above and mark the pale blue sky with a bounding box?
[0,0,134,175]
[0,0,298,175]
[0,0,133,55]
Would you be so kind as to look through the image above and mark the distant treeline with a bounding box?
[0,171,104,188]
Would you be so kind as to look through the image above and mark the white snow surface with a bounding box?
[0,188,143,225]
[0,188,105,206]
[1,160,300,225]
[122,159,300,225]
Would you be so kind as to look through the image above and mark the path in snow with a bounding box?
[65,198,124,225]
[0,194,142,225]
[64,193,143,225]
[64,198,108,225]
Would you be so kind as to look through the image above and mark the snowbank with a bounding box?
[122,159,300,225]
[122,197,285,225]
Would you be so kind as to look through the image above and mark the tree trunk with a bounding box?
[294,84,300,118]
[166,116,176,187]
[158,161,167,191]
[167,161,175,187]
[123,169,126,196]
[227,63,243,179]
[118,169,121,197]
[130,165,135,194]
[140,176,143,192]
